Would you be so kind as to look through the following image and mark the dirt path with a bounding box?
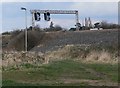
[60,78,118,86]
[16,78,118,86]
[83,67,110,81]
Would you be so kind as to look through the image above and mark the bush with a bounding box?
[44,25,63,32]
[101,21,120,29]
[27,31,45,50]
[11,29,22,38]
[2,31,10,35]
[7,30,51,51]
[54,25,62,31]
[69,28,76,31]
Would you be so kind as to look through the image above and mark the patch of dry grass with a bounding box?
[2,44,118,68]
[83,51,118,64]
[45,44,118,64]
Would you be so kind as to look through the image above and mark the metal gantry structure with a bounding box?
[30,10,81,30]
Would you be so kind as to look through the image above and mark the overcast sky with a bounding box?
[0,1,118,33]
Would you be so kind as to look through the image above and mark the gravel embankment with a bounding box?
[31,29,119,53]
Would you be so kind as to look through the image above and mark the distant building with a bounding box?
[88,17,92,28]
[85,18,88,27]
[85,17,92,28]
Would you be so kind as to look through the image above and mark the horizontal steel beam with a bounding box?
[30,10,78,14]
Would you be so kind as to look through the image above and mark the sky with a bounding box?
[0,1,118,33]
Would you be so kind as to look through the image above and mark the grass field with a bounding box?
[2,59,118,86]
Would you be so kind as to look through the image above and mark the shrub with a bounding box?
[11,29,22,38]
[44,25,63,32]
[101,21,120,29]
[2,31,10,35]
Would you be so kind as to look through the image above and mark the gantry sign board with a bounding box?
[30,10,81,30]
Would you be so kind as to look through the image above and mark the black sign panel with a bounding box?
[34,12,40,21]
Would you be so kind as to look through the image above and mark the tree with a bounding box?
[101,21,119,29]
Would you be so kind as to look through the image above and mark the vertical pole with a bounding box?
[25,10,27,52]
[32,12,35,30]
[21,7,27,52]
[75,11,79,31]
[76,11,79,24]
[85,18,88,27]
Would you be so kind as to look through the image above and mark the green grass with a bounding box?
[2,80,42,86]
[2,59,118,86]
[80,63,118,82]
